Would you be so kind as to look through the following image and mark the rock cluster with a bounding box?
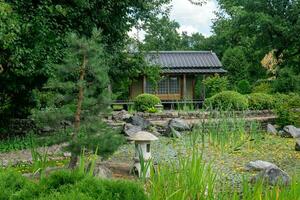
[267,124,300,151]
[245,160,291,186]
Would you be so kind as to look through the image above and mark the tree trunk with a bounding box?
[68,53,87,169]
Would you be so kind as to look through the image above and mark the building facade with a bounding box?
[129,51,226,101]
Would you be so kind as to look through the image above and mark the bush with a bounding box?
[0,169,147,200]
[204,91,248,110]
[247,93,275,110]
[274,93,300,127]
[252,82,272,94]
[0,170,30,199]
[203,75,229,98]
[134,93,161,112]
[273,67,300,93]
[237,80,251,94]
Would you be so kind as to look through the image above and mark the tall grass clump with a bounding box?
[218,178,300,200]
[193,110,261,152]
[148,148,217,200]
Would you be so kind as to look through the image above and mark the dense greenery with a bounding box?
[275,93,300,127]
[134,93,161,112]
[204,91,249,110]
[0,0,170,121]
[202,75,229,98]
[31,31,124,168]
[140,0,300,94]
[247,93,275,110]
[0,169,147,200]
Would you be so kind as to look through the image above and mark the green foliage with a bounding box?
[273,67,300,93]
[252,82,272,94]
[149,149,216,200]
[221,47,249,84]
[134,93,161,112]
[247,93,275,110]
[65,121,124,158]
[204,91,248,110]
[110,52,161,100]
[275,93,300,127]
[0,0,170,120]
[203,74,229,98]
[31,31,124,163]
[0,134,34,153]
[0,169,147,200]
[147,107,159,113]
[236,80,251,94]
[0,170,31,199]
[142,16,182,51]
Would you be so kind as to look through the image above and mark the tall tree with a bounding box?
[142,16,182,51]
[32,30,123,168]
[0,0,171,122]
[211,0,300,86]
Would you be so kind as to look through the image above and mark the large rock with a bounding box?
[245,160,278,171]
[126,115,151,129]
[112,110,131,121]
[93,164,112,179]
[168,118,190,132]
[169,127,182,138]
[123,123,142,137]
[295,138,300,151]
[251,166,291,186]
[267,124,277,135]
[283,125,300,138]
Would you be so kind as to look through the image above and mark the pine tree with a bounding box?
[32,29,124,168]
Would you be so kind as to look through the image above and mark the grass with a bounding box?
[148,133,300,200]
[148,148,216,200]
[146,110,300,199]
[192,111,262,153]
[0,130,71,153]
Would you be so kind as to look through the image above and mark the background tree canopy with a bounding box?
[140,0,299,92]
[0,0,170,120]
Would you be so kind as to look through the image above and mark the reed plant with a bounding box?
[192,110,262,152]
[148,148,216,200]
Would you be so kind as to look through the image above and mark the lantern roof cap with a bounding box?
[129,131,158,141]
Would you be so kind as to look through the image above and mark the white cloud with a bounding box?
[128,0,218,40]
[170,0,218,37]
[177,25,198,35]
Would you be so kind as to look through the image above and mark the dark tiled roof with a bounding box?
[145,51,226,74]
[162,68,227,74]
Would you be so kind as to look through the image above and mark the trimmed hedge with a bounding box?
[247,93,275,110]
[0,170,147,200]
[204,91,248,110]
[134,93,161,112]
[274,93,300,127]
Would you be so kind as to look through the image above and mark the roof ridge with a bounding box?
[146,50,213,54]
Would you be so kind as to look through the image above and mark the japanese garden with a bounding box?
[0,0,300,199]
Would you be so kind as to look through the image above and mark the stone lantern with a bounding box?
[129,131,158,178]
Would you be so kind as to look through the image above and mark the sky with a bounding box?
[170,0,219,37]
[129,0,219,40]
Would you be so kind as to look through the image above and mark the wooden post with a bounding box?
[202,75,206,101]
[183,74,186,100]
[143,76,146,93]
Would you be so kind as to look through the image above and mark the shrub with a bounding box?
[204,91,248,110]
[203,74,229,98]
[273,67,300,93]
[0,169,147,200]
[0,170,30,199]
[236,80,251,94]
[134,93,161,112]
[247,93,275,110]
[274,93,300,127]
[252,82,272,94]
